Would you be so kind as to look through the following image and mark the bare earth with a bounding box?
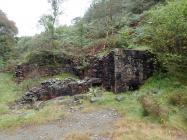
[0,109,119,140]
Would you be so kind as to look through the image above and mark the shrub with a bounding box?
[0,57,5,69]
[139,95,168,123]
[169,92,187,107]
[63,132,91,140]
[137,0,187,72]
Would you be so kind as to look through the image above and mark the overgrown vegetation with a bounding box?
[0,10,18,68]
[0,0,187,138]
[1,0,187,73]
[0,72,77,129]
[85,73,187,130]
[133,0,187,72]
[63,132,91,140]
[0,71,186,136]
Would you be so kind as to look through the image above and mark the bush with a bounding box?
[63,132,91,140]
[137,0,187,72]
[139,95,168,123]
[25,50,64,66]
[0,57,5,69]
[169,92,187,107]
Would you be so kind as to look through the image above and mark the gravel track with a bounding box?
[0,109,119,140]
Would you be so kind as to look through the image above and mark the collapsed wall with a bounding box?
[15,48,158,93]
[84,52,115,91]
[113,49,158,92]
[18,78,102,104]
[85,49,158,93]
[15,51,84,83]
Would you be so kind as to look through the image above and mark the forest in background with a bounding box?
[0,0,186,74]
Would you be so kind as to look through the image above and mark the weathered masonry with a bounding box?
[15,48,158,93]
[85,48,158,93]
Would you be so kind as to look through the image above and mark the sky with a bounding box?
[0,0,92,36]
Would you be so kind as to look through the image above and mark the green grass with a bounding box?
[0,72,77,129]
[86,73,187,130]
[82,75,187,139]
[17,72,79,95]
[0,73,21,115]
[0,58,5,69]
[0,104,65,129]
[90,92,143,119]
[0,71,186,133]
[81,73,187,139]
[0,73,19,103]
[138,73,187,129]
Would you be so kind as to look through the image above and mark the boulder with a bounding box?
[74,94,90,101]
[90,97,105,103]
[115,95,125,102]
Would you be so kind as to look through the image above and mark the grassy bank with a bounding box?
[91,73,187,129]
[0,72,77,129]
[0,72,186,139]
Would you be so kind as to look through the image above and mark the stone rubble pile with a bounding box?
[18,78,102,105]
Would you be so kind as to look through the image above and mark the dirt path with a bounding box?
[0,109,119,140]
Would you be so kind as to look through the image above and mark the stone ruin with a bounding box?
[15,51,84,83]
[18,78,102,105]
[16,48,158,103]
[84,48,158,92]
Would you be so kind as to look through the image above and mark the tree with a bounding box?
[83,0,164,40]
[73,17,87,47]
[136,0,187,71]
[39,0,63,39]
[39,15,54,37]
[0,10,18,66]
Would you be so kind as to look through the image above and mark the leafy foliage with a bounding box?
[135,0,187,71]
[0,0,187,136]
[0,10,18,66]
[83,0,164,39]
[39,0,63,39]
[140,95,169,122]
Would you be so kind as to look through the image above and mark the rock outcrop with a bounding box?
[18,78,102,104]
